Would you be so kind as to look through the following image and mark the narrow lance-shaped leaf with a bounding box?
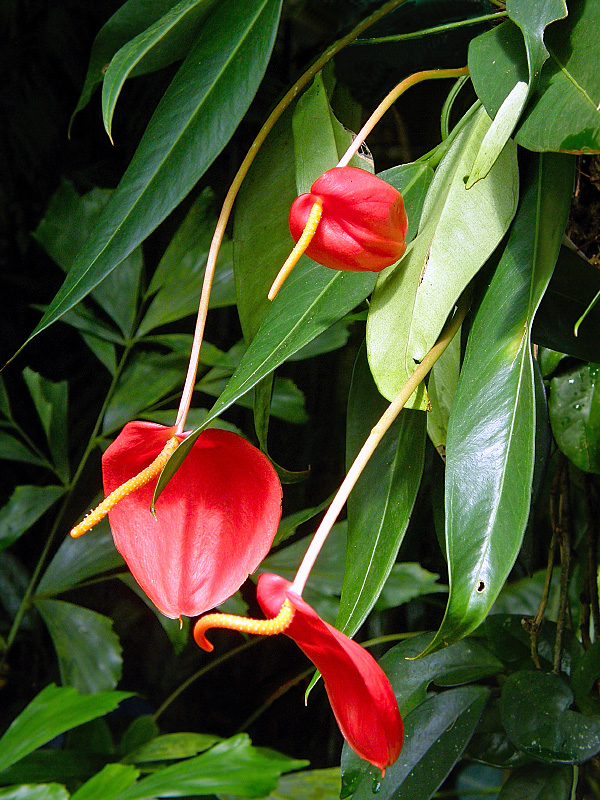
[336,342,426,638]
[17,0,282,357]
[467,0,567,186]
[367,104,519,407]
[421,152,575,655]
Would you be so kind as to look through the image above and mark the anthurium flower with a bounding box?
[194,572,402,774]
[73,421,282,620]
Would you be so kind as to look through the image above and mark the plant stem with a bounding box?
[291,291,470,596]
[355,11,507,45]
[337,67,469,169]
[172,0,412,434]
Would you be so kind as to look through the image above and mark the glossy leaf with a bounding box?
[470,3,600,153]
[426,323,461,456]
[102,0,216,138]
[496,764,574,800]
[571,640,600,715]
[501,670,600,763]
[367,105,519,405]
[123,732,221,763]
[337,342,426,637]
[0,786,69,800]
[112,734,307,800]
[36,599,123,693]
[549,362,600,473]
[0,685,131,774]
[37,518,124,597]
[0,485,65,553]
[137,189,235,336]
[22,0,282,353]
[346,687,488,800]
[70,764,140,800]
[22,369,69,483]
[156,161,434,499]
[421,152,575,654]
[466,698,528,770]
[71,0,189,123]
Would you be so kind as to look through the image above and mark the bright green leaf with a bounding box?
[124,732,221,763]
[0,786,70,800]
[337,342,426,637]
[70,764,140,800]
[0,685,131,774]
[22,369,70,483]
[421,152,575,654]
[102,0,216,138]
[426,322,461,456]
[367,105,519,406]
[220,767,342,800]
[549,362,600,473]
[21,0,283,354]
[119,715,159,758]
[501,671,600,763]
[0,485,65,552]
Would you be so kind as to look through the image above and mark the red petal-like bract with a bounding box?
[103,422,282,619]
[289,166,408,272]
[257,573,403,773]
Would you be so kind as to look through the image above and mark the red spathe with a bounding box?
[103,422,282,619]
[257,573,403,773]
[289,166,408,272]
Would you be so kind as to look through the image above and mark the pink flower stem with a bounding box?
[291,291,470,596]
[337,66,469,169]
[173,0,409,434]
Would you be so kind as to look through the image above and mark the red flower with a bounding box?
[289,166,408,273]
[102,421,282,619]
[256,573,403,773]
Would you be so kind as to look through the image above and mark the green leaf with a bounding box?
[367,105,519,406]
[501,670,600,763]
[0,685,131,774]
[37,518,124,597]
[70,764,140,800]
[0,786,70,800]
[0,751,106,787]
[119,716,159,758]
[123,732,221,763]
[0,485,65,552]
[112,734,307,799]
[533,244,600,362]
[373,563,446,611]
[22,0,283,353]
[426,321,461,456]
[336,342,426,637]
[470,4,600,153]
[81,333,118,375]
[421,152,575,654]
[219,767,342,800]
[466,698,529,770]
[36,599,123,693]
[345,686,489,800]
[496,763,574,800]
[22,369,70,483]
[549,362,600,473]
[118,574,190,654]
[138,189,235,336]
[71,0,189,123]
[571,640,600,715]
[102,0,216,139]
[102,351,188,435]
[0,431,47,468]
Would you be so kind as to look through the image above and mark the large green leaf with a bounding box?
[102,0,216,138]
[467,0,567,186]
[155,161,433,499]
[70,764,140,800]
[36,599,123,693]
[346,687,489,800]
[470,2,600,153]
[367,104,519,406]
[0,485,65,553]
[37,519,124,597]
[0,786,69,800]
[124,732,221,763]
[421,152,575,655]
[137,188,235,336]
[549,362,600,473]
[22,0,282,353]
[496,764,574,800]
[112,735,307,799]
[221,767,341,800]
[501,671,600,763]
[0,685,131,774]
[336,342,426,637]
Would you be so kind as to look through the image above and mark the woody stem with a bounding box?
[291,291,470,596]
[337,66,469,169]
[172,0,409,435]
